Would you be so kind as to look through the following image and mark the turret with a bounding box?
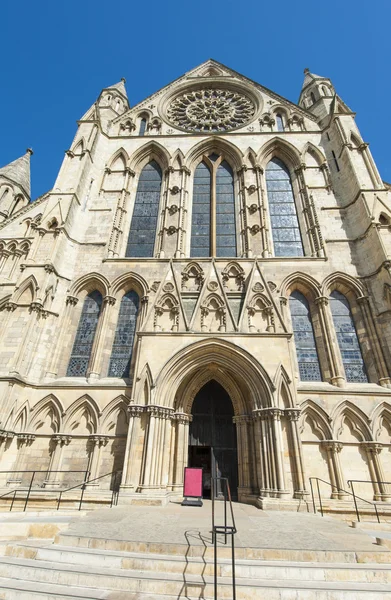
[298,68,340,122]
[0,149,32,222]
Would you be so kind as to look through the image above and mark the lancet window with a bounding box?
[190,154,237,258]
[108,291,139,378]
[125,160,162,258]
[329,290,368,383]
[265,158,304,257]
[289,291,322,381]
[276,114,284,132]
[66,291,102,377]
[139,118,147,136]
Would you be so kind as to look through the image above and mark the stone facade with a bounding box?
[0,60,390,509]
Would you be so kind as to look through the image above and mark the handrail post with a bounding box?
[212,476,215,545]
[231,527,236,600]
[23,471,35,512]
[10,490,16,512]
[316,478,323,517]
[79,483,86,511]
[375,502,380,524]
[214,522,218,600]
[57,491,62,511]
[309,478,316,514]
[350,481,360,522]
[224,479,227,545]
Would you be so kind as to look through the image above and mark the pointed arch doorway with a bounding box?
[188,380,238,500]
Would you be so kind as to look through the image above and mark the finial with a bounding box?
[304,68,310,74]
[26,148,33,156]
[121,77,126,83]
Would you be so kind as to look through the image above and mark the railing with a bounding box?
[57,470,122,511]
[211,477,236,600]
[0,470,90,512]
[309,477,391,523]
[348,479,391,523]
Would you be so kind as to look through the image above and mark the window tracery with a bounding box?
[125,160,162,258]
[190,155,237,258]
[265,158,304,257]
[108,291,139,378]
[66,291,102,377]
[289,291,322,381]
[329,290,368,383]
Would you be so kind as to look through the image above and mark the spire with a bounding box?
[301,68,327,92]
[105,77,128,100]
[0,148,32,198]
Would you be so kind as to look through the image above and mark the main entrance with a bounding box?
[188,380,238,500]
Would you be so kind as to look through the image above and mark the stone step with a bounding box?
[56,532,391,563]
[0,555,390,599]
[4,540,391,583]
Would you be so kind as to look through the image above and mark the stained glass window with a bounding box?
[66,291,102,377]
[108,291,139,378]
[139,118,146,136]
[289,291,322,381]
[330,291,368,383]
[216,161,236,257]
[125,160,162,258]
[266,158,304,257]
[276,114,284,132]
[190,161,211,257]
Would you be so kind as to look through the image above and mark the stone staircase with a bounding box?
[0,531,391,598]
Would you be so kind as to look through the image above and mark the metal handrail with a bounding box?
[57,470,122,511]
[309,477,390,523]
[211,477,236,600]
[0,470,90,512]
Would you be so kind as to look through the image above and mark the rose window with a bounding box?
[167,89,255,132]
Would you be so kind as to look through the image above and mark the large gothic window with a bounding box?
[266,158,304,257]
[190,154,236,258]
[289,291,322,381]
[66,291,102,377]
[330,290,368,383]
[126,160,162,258]
[108,291,139,378]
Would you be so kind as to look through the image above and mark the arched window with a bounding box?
[322,86,328,96]
[190,154,236,258]
[108,291,139,377]
[329,290,368,383]
[266,158,304,257]
[310,92,316,104]
[125,160,162,257]
[289,291,322,381]
[66,291,102,377]
[276,114,284,132]
[139,118,147,136]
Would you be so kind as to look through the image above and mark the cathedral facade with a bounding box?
[0,60,390,509]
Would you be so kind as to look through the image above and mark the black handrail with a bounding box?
[309,477,391,523]
[211,477,236,600]
[0,470,90,512]
[57,470,122,511]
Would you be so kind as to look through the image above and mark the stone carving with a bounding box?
[163,282,175,292]
[207,281,218,291]
[167,88,255,133]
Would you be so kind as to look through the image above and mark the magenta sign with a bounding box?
[183,467,203,498]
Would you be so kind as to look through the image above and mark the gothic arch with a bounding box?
[63,395,100,434]
[72,138,86,155]
[128,140,170,173]
[370,402,391,441]
[170,149,185,170]
[332,400,371,442]
[273,364,295,408]
[12,401,30,433]
[155,338,275,411]
[257,137,301,171]
[321,272,366,299]
[301,142,327,166]
[111,271,149,299]
[299,399,332,440]
[178,368,245,416]
[246,147,258,168]
[184,137,244,172]
[107,148,130,170]
[280,272,321,301]
[12,275,39,304]
[69,272,110,299]
[133,363,153,405]
[29,394,64,434]
[101,395,130,435]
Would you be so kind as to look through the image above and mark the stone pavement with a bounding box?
[63,500,388,553]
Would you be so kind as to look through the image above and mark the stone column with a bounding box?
[121,406,145,490]
[361,442,391,501]
[86,435,110,486]
[46,295,79,379]
[88,295,116,380]
[254,409,287,499]
[320,441,346,499]
[357,296,391,387]
[43,435,72,488]
[8,434,35,486]
[285,408,308,499]
[315,296,345,387]
[172,413,192,491]
[233,415,251,497]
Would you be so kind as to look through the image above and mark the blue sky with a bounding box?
[1,1,389,199]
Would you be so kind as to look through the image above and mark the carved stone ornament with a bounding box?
[163,282,175,292]
[252,282,264,292]
[167,88,256,133]
[207,281,219,291]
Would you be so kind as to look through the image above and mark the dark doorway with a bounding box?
[188,380,238,500]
